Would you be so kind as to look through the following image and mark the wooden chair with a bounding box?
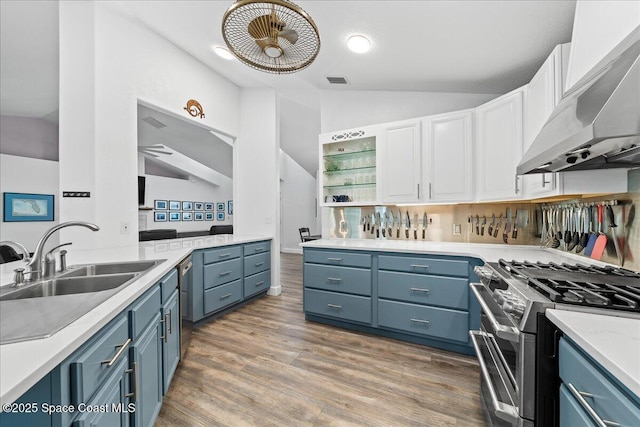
[299,227,320,242]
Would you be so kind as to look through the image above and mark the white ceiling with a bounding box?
[1,0,577,176]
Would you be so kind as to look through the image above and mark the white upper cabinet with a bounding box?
[380,119,422,203]
[475,89,524,202]
[423,110,474,203]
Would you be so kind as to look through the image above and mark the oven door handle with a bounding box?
[469,330,520,425]
[470,283,520,343]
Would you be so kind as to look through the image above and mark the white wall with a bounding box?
[565,0,640,91]
[139,174,232,233]
[280,150,319,254]
[320,90,497,133]
[57,2,241,249]
[0,154,59,251]
[0,116,58,161]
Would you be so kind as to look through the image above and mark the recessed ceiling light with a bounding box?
[347,35,371,53]
[213,46,234,60]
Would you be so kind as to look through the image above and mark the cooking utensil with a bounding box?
[396,210,402,238]
[503,208,511,244]
[381,212,386,238]
[468,216,472,236]
[571,208,580,251]
[575,208,586,253]
[564,208,573,251]
[362,216,366,233]
[591,204,608,260]
[606,204,623,266]
[578,207,589,253]
[550,208,560,249]
[371,213,376,235]
[412,214,418,239]
[585,206,598,256]
[405,211,410,239]
[512,210,519,239]
[622,204,635,266]
[493,214,503,238]
[567,209,577,252]
[481,216,486,236]
[388,212,393,238]
[475,215,480,235]
[488,214,496,237]
[422,212,427,239]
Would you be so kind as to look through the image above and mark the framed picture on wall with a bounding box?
[169,201,181,210]
[154,200,167,210]
[216,202,225,211]
[204,202,214,211]
[217,212,225,221]
[182,212,193,221]
[205,212,214,221]
[182,201,193,211]
[194,202,204,211]
[169,212,181,222]
[194,212,204,221]
[154,211,167,222]
[3,192,55,222]
[227,200,233,215]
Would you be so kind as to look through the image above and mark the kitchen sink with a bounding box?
[59,259,165,278]
[0,274,137,301]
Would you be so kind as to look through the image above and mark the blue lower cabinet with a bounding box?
[71,353,132,427]
[244,269,271,298]
[303,288,372,324]
[131,314,163,427]
[162,290,180,394]
[378,271,468,310]
[559,384,597,427]
[0,374,52,427]
[204,280,243,314]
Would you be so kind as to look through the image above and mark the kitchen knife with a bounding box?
[396,210,402,238]
[362,216,366,232]
[503,209,511,244]
[375,212,381,238]
[381,213,386,238]
[388,213,394,238]
[512,210,519,239]
[413,214,419,240]
[488,214,495,237]
[493,214,503,238]
[475,215,480,235]
[468,216,472,235]
[405,211,410,239]
[481,216,486,236]
[422,212,427,239]
[606,205,623,266]
[371,213,376,235]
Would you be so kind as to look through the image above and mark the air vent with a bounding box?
[326,76,349,85]
[142,116,167,129]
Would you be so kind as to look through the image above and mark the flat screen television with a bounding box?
[138,176,146,206]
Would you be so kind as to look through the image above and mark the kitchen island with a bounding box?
[0,234,271,406]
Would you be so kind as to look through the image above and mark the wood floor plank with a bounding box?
[157,253,484,426]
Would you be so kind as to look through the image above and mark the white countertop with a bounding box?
[0,234,270,405]
[546,309,640,398]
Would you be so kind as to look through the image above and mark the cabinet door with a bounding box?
[161,290,180,395]
[131,315,163,427]
[475,89,524,201]
[423,111,473,202]
[72,355,131,427]
[381,119,422,203]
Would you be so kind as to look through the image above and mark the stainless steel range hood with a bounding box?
[517,28,640,175]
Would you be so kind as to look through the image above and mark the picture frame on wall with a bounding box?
[205,212,214,221]
[154,200,168,210]
[194,212,204,221]
[228,200,233,215]
[182,212,193,221]
[154,211,167,222]
[204,202,214,211]
[3,192,55,222]
[194,202,204,211]
[216,202,225,211]
[169,201,181,210]
[182,201,193,211]
[169,212,181,222]
[217,212,225,221]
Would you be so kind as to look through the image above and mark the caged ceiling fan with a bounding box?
[221,0,321,74]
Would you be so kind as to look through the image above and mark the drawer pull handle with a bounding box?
[410,318,430,325]
[125,362,138,400]
[566,383,620,427]
[101,338,132,367]
[220,293,232,300]
[254,247,263,252]
[255,281,265,286]
[327,304,342,310]
[410,264,430,269]
[160,317,167,342]
[220,271,231,276]
[410,287,430,293]
[255,262,265,267]
[327,257,343,261]
[327,277,342,282]
[219,253,231,258]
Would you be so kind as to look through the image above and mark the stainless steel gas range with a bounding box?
[469,259,640,427]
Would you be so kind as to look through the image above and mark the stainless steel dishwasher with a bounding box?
[178,255,193,359]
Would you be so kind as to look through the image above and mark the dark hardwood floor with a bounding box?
[156,253,484,426]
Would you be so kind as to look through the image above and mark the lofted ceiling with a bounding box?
[1,0,577,177]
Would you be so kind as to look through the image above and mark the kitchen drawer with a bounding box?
[202,245,242,264]
[559,384,597,427]
[244,251,271,277]
[244,269,271,298]
[244,241,270,255]
[69,313,130,406]
[378,271,468,310]
[304,288,371,324]
[128,285,161,340]
[304,264,371,296]
[378,255,468,277]
[304,249,371,269]
[159,268,178,304]
[203,258,242,290]
[559,338,640,426]
[204,280,243,314]
[378,300,469,342]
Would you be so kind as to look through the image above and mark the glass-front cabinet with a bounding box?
[319,127,379,206]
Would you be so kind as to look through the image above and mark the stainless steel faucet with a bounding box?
[0,240,31,262]
[27,221,100,281]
